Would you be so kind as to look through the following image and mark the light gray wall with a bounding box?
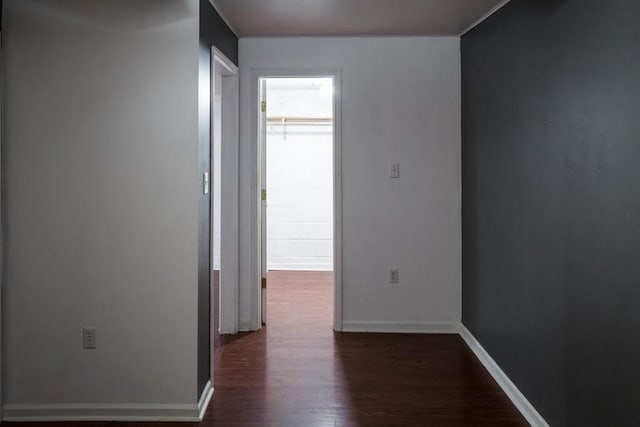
[3,0,201,406]
[239,37,461,331]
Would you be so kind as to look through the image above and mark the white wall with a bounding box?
[266,79,333,271]
[3,0,201,413]
[213,72,222,270]
[238,37,461,331]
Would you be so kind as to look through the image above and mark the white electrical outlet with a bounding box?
[83,327,96,349]
[389,269,399,284]
[390,162,400,179]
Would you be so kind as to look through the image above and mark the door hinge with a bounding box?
[261,189,266,201]
[262,277,267,289]
[261,100,266,113]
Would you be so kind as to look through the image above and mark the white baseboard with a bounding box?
[3,380,214,422]
[238,320,252,331]
[267,264,333,271]
[340,321,547,426]
[458,325,549,427]
[342,321,460,334]
[1,328,547,426]
[197,379,214,420]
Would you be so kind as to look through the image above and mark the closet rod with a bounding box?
[266,116,333,125]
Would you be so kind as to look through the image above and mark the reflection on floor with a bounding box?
[207,270,527,426]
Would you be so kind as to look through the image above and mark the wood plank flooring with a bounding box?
[4,270,527,427]
[206,270,527,426]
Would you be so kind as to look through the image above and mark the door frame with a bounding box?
[249,68,343,331]
[210,46,239,345]
[0,30,4,420]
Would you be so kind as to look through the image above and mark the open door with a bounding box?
[259,78,268,324]
[252,69,342,332]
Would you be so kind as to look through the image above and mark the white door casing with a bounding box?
[211,47,239,343]
[251,68,343,332]
[259,78,268,325]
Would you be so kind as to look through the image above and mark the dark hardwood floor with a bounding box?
[5,270,527,427]
[207,271,527,426]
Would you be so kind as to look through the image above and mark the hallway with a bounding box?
[206,271,527,426]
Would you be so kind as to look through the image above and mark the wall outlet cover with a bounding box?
[83,327,96,349]
[390,269,399,284]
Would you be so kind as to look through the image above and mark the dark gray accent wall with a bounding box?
[200,0,237,66]
[462,0,640,425]
[197,0,238,398]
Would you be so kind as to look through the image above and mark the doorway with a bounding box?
[255,71,342,331]
[209,47,239,382]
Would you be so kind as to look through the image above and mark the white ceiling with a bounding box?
[211,0,509,37]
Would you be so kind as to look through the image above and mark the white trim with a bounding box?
[342,321,460,334]
[267,264,333,272]
[3,381,214,422]
[211,46,240,337]
[238,321,252,332]
[197,379,215,420]
[207,0,239,37]
[460,0,512,36]
[249,68,343,332]
[212,46,238,75]
[0,31,4,421]
[332,70,343,332]
[259,78,268,326]
[239,35,462,40]
[458,325,549,427]
[338,322,547,425]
